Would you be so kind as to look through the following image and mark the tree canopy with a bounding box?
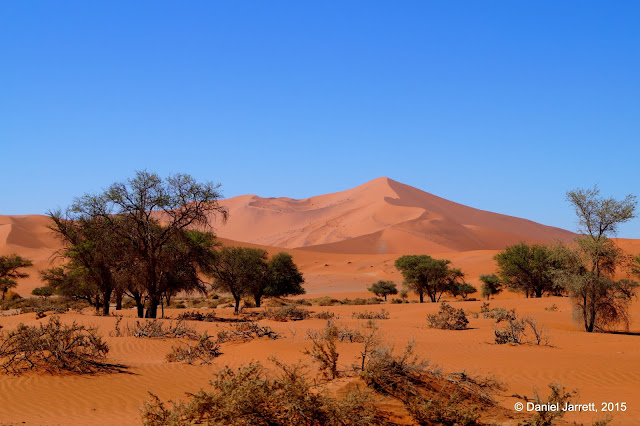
[394,255,464,303]
[368,280,398,301]
[479,274,502,300]
[48,170,226,317]
[556,186,639,332]
[0,254,33,300]
[494,243,561,298]
[264,252,305,300]
[208,248,305,311]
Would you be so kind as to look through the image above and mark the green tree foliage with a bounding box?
[552,186,638,332]
[394,255,465,303]
[264,252,305,300]
[479,274,502,300]
[0,254,33,300]
[51,171,227,318]
[31,286,54,299]
[40,266,99,307]
[367,280,398,301]
[208,247,269,312]
[494,243,561,298]
[450,283,477,299]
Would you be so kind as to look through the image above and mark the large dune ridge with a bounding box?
[215,177,576,254]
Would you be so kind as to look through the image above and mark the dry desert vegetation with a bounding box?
[1,172,640,425]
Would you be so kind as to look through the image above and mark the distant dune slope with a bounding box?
[215,177,575,254]
[2,180,640,296]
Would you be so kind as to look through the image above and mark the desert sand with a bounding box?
[1,179,639,425]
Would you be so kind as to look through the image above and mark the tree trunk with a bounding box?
[101,289,112,316]
[115,289,123,310]
[254,294,262,308]
[234,297,241,313]
[419,293,424,303]
[145,296,160,318]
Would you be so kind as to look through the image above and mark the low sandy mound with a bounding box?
[216,177,575,254]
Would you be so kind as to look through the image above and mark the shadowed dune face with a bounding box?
[215,177,575,254]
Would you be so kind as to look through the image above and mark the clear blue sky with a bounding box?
[2,1,639,237]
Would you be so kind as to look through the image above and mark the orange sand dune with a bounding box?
[216,177,575,254]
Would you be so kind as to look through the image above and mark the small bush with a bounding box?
[176,311,218,322]
[523,383,577,425]
[483,307,517,322]
[313,310,336,320]
[313,296,342,306]
[389,298,406,304]
[351,309,389,320]
[544,304,559,312]
[304,321,340,379]
[216,322,280,343]
[427,302,469,330]
[0,316,112,374]
[166,333,221,365]
[494,318,526,344]
[342,298,382,306]
[260,306,311,322]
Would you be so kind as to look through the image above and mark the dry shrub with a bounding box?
[176,311,218,322]
[361,341,504,425]
[0,316,112,374]
[141,360,380,426]
[519,382,577,426]
[494,318,526,344]
[427,302,469,330]
[482,307,517,322]
[494,315,551,346]
[216,321,280,343]
[260,306,311,322]
[312,297,381,306]
[313,310,336,320]
[352,309,389,320]
[304,321,340,379]
[119,319,198,339]
[523,316,550,346]
[166,332,221,365]
[544,304,559,312]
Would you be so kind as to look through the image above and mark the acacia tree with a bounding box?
[494,243,561,298]
[394,255,464,303]
[208,246,268,312]
[57,171,227,318]
[556,186,638,332]
[263,252,305,302]
[48,214,127,315]
[0,254,33,300]
[479,274,502,300]
[368,280,398,301]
